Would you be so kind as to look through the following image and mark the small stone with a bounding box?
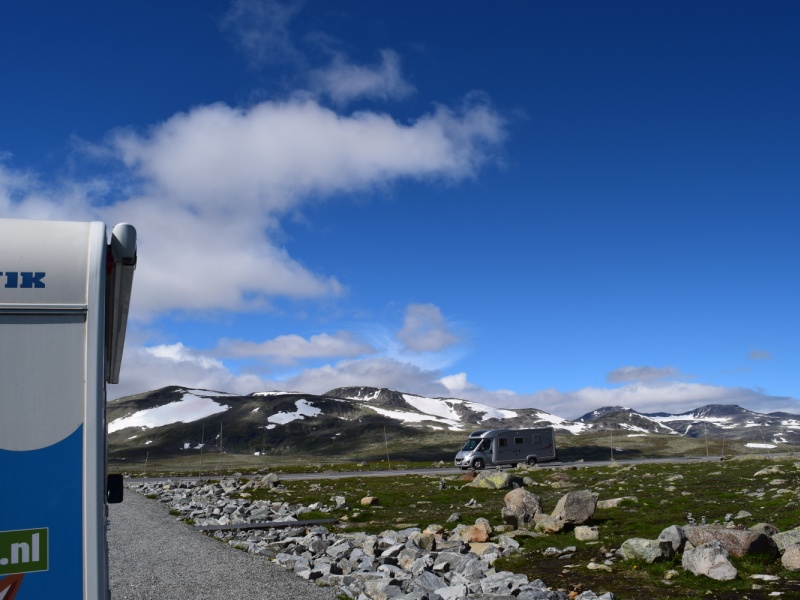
[575,526,599,541]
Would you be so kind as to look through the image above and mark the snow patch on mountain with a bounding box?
[364,405,464,431]
[647,414,736,428]
[400,393,519,423]
[267,399,321,425]
[537,412,588,434]
[108,392,229,433]
[462,401,519,421]
[402,394,461,421]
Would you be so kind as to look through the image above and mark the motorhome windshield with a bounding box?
[461,439,479,451]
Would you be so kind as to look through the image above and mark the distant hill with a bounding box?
[576,407,675,435]
[578,403,800,443]
[106,386,800,461]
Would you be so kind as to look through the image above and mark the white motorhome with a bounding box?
[0,219,136,600]
[454,427,557,469]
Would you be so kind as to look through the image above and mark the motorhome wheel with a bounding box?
[473,458,485,470]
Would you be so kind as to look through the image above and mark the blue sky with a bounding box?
[2,1,799,418]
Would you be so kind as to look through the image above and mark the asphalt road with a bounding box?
[127,453,758,485]
[108,489,337,600]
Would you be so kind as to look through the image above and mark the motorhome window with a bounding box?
[534,435,542,444]
[462,439,479,451]
[498,437,507,447]
[514,437,523,445]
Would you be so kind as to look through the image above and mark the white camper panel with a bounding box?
[0,218,135,600]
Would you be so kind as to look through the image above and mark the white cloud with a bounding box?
[606,365,683,384]
[397,303,460,353]
[221,0,305,68]
[112,98,504,207]
[311,50,416,105]
[110,337,800,420]
[748,349,773,361]
[216,331,376,364]
[98,196,344,318]
[0,160,99,222]
[456,380,800,420]
[111,343,265,400]
[96,98,504,317]
[282,357,452,397]
[439,372,473,393]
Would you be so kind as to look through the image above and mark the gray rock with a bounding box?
[380,543,405,558]
[469,471,514,490]
[657,525,686,553]
[596,497,637,509]
[750,523,779,537]
[434,584,468,600]
[619,538,675,563]
[773,527,800,552]
[682,541,738,581]
[782,543,800,570]
[408,570,447,593]
[479,571,529,594]
[502,488,543,530]
[533,513,565,534]
[551,490,598,525]
[684,525,778,559]
[754,465,783,476]
[575,526,599,541]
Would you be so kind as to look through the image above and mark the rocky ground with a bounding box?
[129,475,614,600]
[128,460,800,599]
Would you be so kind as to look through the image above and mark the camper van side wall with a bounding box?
[0,219,133,600]
[454,427,557,469]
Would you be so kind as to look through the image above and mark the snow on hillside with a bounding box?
[401,394,518,422]
[460,400,518,420]
[264,399,321,429]
[647,414,737,428]
[363,405,464,431]
[109,391,229,433]
[538,412,588,434]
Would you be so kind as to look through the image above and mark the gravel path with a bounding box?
[108,491,338,600]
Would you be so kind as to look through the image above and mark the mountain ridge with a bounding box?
[106,385,800,460]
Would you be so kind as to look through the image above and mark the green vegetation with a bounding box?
[109,425,799,477]
[226,457,800,598]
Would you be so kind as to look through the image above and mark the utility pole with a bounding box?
[610,430,614,461]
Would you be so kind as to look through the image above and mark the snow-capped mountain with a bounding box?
[106,387,800,459]
[326,387,587,433]
[578,403,800,444]
[106,385,587,459]
[576,406,675,435]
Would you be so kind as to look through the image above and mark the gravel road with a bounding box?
[108,491,338,600]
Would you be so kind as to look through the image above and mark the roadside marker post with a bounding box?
[0,219,136,600]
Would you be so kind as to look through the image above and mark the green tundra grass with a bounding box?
[203,456,800,600]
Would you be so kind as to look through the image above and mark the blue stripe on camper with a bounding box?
[0,425,83,598]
